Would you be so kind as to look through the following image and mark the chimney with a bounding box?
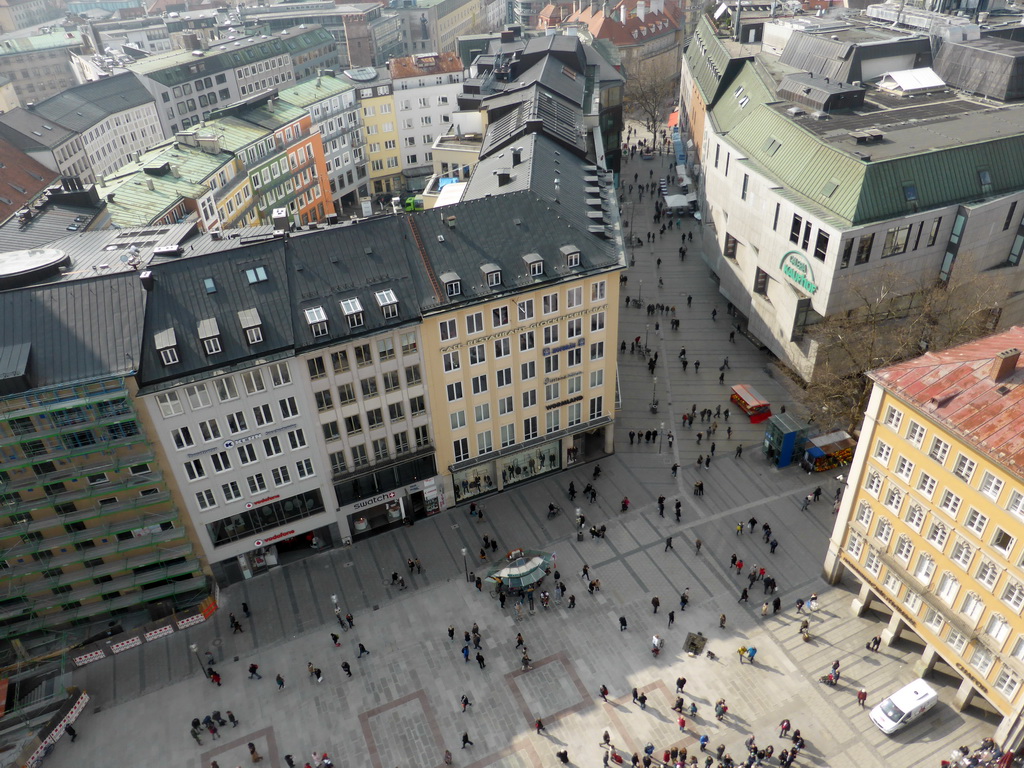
[637,0,645,21]
[511,146,522,166]
[139,271,154,291]
[146,178,154,191]
[106,193,115,203]
[620,4,627,22]
[991,348,1021,383]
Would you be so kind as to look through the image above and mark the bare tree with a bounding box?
[624,58,678,137]
[805,271,996,434]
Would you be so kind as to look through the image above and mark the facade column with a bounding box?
[954,677,977,712]
[994,703,1024,752]
[912,643,940,679]
[603,423,615,455]
[822,542,844,585]
[880,611,905,646]
[850,580,874,617]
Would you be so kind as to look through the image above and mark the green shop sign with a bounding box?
[779,251,818,295]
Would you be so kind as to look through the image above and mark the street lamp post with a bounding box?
[659,421,665,454]
[651,376,658,410]
[461,547,469,582]
[638,280,643,304]
[189,643,208,679]
[645,323,650,351]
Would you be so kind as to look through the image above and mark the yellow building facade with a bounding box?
[422,270,620,505]
[360,78,402,198]
[825,330,1024,748]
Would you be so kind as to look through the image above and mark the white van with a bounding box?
[870,678,939,734]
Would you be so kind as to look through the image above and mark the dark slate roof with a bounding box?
[29,73,155,134]
[0,108,77,151]
[136,190,621,386]
[0,274,145,389]
[479,85,587,158]
[515,55,586,106]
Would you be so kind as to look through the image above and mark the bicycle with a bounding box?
[547,505,562,519]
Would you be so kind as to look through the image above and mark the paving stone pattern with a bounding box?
[41,121,998,768]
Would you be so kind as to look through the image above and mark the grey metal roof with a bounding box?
[778,30,932,84]
[0,108,76,151]
[29,73,155,134]
[479,85,587,157]
[0,274,145,389]
[934,38,1024,102]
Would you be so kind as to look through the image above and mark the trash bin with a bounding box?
[577,531,584,542]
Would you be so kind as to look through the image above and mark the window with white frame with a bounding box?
[953,453,977,482]
[905,504,926,531]
[865,471,883,497]
[924,608,945,633]
[883,571,902,596]
[995,668,1020,699]
[913,554,935,585]
[986,614,1011,645]
[894,535,913,563]
[951,538,973,568]
[156,392,184,418]
[946,628,967,654]
[466,312,483,335]
[970,646,994,676]
[1004,580,1024,612]
[916,472,937,499]
[1008,490,1024,519]
[906,420,926,446]
[961,592,984,623]
[903,590,922,614]
[937,572,960,605]
[874,440,892,465]
[965,508,988,536]
[929,437,951,465]
[865,549,882,576]
[846,532,865,558]
[885,486,903,513]
[875,518,893,545]
[185,384,211,410]
[855,501,873,527]
[926,520,949,548]
[977,559,1000,590]
[980,472,1005,502]
[895,456,914,481]
[939,490,962,518]
[992,527,1015,557]
[883,405,903,430]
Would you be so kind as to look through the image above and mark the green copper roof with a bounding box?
[277,75,354,108]
[198,117,273,151]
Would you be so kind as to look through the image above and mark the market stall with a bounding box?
[802,431,856,472]
[730,384,772,424]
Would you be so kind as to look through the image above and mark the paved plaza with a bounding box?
[41,128,998,768]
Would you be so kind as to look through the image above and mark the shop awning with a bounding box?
[667,110,679,128]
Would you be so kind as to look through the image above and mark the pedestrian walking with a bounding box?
[461,694,472,712]
[462,732,474,749]
[228,711,239,728]
[341,661,352,677]
[652,596,661,613]
[800,495,812,512]
[870,635,882,652]
[276,674,285,689]
[476,652,486,669]
[632,687,639,704]
[680,589,690,611]
[665,536,673,551]
[668,610,675,628]
[735,445,743,459]
[738,588,749,603]
[210,671,222,686]
[65,725,78,742]
[761,601,769,617]
[638,693,648,710]
[671,462,678,476]
[242,602,251,618]
[190,726,203,745]
[796,598,805,613]
[331,633,340,647]
[600,684,609,701]
[695,538,701,553]
[358,643,370,657]
[779,719,791,738]
[675,500,682,522]
[247,662,262,679]
[770,538,779,553]
[857,689,868,707]
[719,614,727,628]
[535,718,546,734]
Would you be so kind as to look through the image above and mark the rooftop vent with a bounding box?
[786,106,806,117]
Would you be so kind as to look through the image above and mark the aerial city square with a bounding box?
[1,1,1024,767]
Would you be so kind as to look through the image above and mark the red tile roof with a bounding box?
[0,137,57,225]
[871,326,1024,479]
[567,0,679,48]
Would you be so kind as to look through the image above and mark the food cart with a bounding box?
[802,431,856,472]
[730,384,771,424]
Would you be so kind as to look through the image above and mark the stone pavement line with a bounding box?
[200,723,276,767]
[462,735,544,768]
[358,688,444,768]
[505,650,592,726]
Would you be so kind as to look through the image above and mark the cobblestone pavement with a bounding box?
[41,121,997,768]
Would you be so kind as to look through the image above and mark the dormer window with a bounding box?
[340,297,364,328]
[560,245,581,268]
[481,263,501,287]
[198,318,222,356]
[523,253,544,277]
[440,272,461,297]
[155,328,179,366]
[238,308,263,345]
[304,306,328,337]
[375,289,399,319]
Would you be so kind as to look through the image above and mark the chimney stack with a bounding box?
[511,147,522,166]
[991,348,1021,383]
